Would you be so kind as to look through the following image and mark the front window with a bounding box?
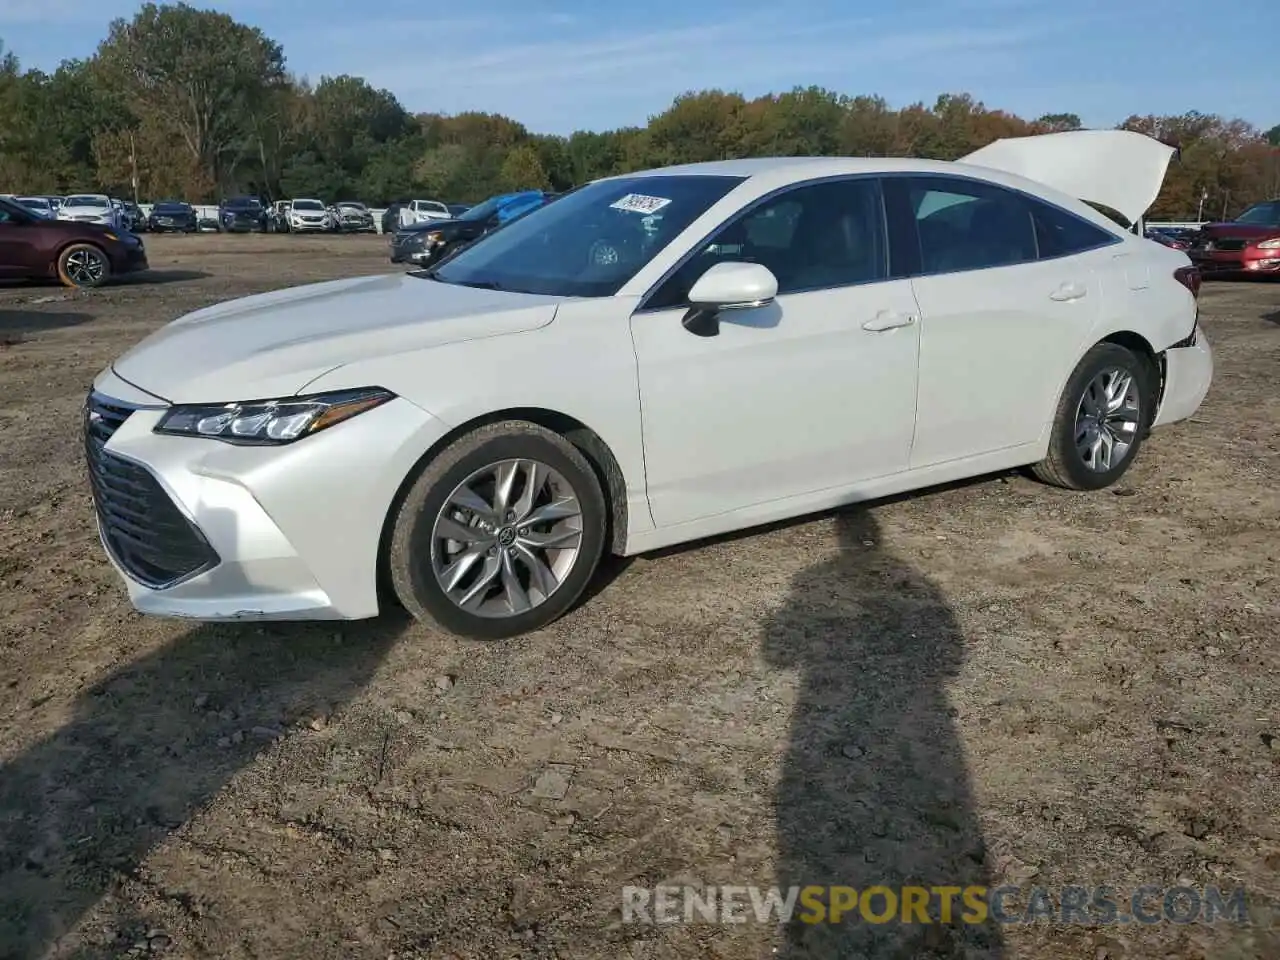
[66,195,108,208]
[292,200,324,211]
[1235,201,1280,225]
[338,202,366,211]
[426,175,745,297]
[226,197,262,210]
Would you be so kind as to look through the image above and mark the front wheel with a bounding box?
[1032,342,1155,490]
[388,422,607,639]
[56,243,111,288]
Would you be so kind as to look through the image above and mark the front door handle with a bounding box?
[1050,282,1087,302]
[862,311,917,332]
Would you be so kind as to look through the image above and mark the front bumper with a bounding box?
[1152,327,1213,428]
[112,244,149,275]
[1189,249,1280,276]
[290,219,331,233]
[221,215,266,232]
[85,370,450,621]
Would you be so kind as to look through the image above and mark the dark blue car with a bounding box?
[389,190,554,266]
[218,196,268,233]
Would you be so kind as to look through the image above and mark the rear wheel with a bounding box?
[56,244,110,288]
[1033,342,1155,490]
[388,422,607,639]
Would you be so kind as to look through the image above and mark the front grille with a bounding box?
[1211,238,1247,252]
[84,392,219,588]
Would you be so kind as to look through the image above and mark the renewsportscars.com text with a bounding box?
[622,884,1249,926]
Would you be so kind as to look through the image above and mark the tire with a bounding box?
[1032,342,1156,490]
[56,243,111,288]
[388,421,608,639]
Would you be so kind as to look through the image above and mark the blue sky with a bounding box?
[1,0,1273,136]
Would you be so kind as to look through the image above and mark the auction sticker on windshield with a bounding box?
[610,194,672,215]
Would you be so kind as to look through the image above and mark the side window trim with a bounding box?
[635,173,898,313]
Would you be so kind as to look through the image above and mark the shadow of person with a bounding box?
[0,503,405,957]
[762,508,1002,959]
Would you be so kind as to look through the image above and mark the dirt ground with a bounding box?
[0,233,1277,960]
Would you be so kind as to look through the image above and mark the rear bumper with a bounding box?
[1153,329,1213,428]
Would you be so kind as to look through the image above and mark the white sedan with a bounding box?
[58,194,123,229]
[86,131,1212,639]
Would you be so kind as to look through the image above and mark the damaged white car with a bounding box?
[87,130,1212,639]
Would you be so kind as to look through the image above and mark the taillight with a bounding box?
[1174,265,1201,299]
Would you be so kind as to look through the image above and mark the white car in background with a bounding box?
[14,196,54,218]
[86,131,1212,640]
[58,194,123,229]
[287,198,332,233]
[402,199,453,227]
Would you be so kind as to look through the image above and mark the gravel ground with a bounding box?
[0,234,1277,960]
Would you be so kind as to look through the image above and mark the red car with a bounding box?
[1188,199,1280,277]
[0,194,149,288]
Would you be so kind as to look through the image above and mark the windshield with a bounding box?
[1235,201,1280,225]
[16,198,52,215]
[155,202,189,212]
[65,195,108,208]
[338,202,366,211]
[226,197,261,210]
[427,175,744,297]
[292,200,324,211]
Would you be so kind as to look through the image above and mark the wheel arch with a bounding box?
[1098,329,1165,415]
[375,406,630,608]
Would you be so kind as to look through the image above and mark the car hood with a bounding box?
[1199,222,1280,239]
[960,129,1177,226]
[110,273,563,404]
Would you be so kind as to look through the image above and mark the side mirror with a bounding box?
[682,261,778,337]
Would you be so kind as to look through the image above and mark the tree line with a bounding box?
[1,3,1277,219]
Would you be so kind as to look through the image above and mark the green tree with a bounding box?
[498,143,550,191]
[95,2,286,190]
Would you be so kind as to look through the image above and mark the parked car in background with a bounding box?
[381,201,409,234]
[333,201,375,233]
[0,194,147,287]
[121,201,147,232]
[404,199,453,226]
[58,194,124,229]
[218,196,268,232]
[84,130,1211,640]
[1145,226,1194,250]
[14,196,55,218]
[389,190,551,266]
[268,200,293,232]
[1188,199,1280,277]
[147,201,199,233]
[286,198,333,232]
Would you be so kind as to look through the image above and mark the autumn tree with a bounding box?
[95,2,286,192]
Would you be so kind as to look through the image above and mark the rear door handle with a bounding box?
[1050,282,1087,302]
[862,311,917,332]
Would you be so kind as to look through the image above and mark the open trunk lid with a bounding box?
[960,130,1177,227]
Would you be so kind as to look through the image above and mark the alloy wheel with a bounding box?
[1074,367,1141,472]
[430,458,583,618]
[64,248,106,286]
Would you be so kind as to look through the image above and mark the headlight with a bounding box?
[1257,238,1280,250]
[426,230,444,244]
[154,387,395,445]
